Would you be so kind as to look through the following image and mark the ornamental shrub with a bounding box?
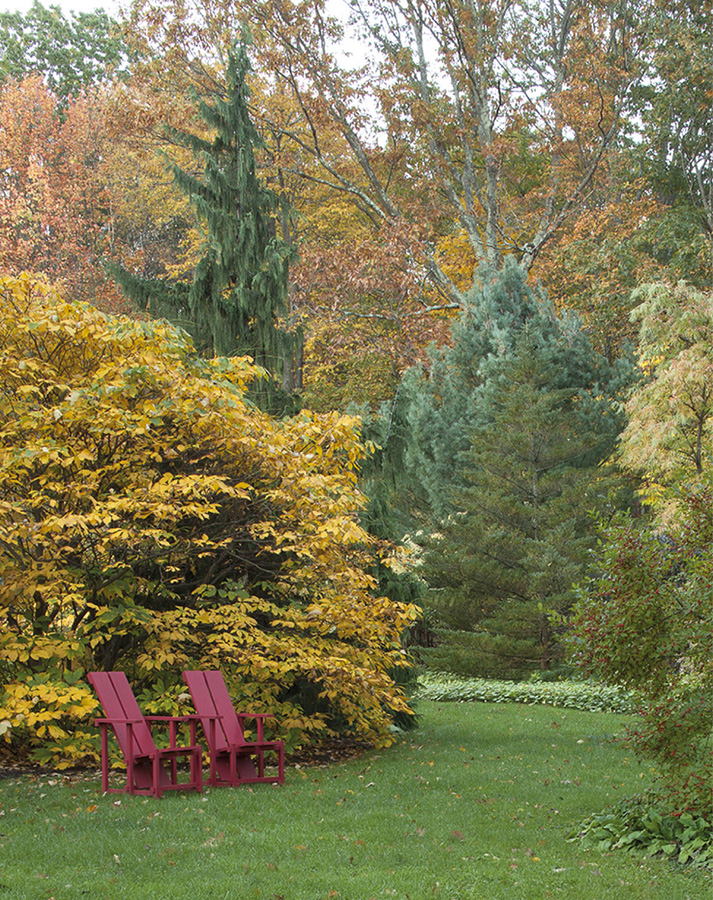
[569,483,713,818]
[0,274,417,767]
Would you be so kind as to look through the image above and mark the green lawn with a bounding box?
[0,701,707,900]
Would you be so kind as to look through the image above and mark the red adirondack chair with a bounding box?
[182,670,285,787]
[87,671,203,798]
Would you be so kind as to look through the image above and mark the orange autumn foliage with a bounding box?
[0,76,130,315]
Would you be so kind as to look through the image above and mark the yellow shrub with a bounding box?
[0,273,418,766]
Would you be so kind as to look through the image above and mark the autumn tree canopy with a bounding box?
[0,75,129,314]
[0,0,709,390]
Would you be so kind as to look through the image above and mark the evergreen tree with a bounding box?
[113,40,298,413]
[402,259,631,521]
[421,330,620,677]
[401,259,543,520]
[402,260,634,677]
[356,401,429,654]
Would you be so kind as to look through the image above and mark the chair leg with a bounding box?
[152,754,162,798]
[192,750,203,792]
[125,722,138,795]
[100,725,110,794]
[208,718,218,786]
[229,749,237,785]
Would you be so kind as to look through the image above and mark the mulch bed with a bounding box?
[286,739,374,767]
[0,739,375,782]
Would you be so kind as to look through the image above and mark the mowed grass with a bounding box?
[0,701,707,900]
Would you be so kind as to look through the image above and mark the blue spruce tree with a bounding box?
[401,259,634,676]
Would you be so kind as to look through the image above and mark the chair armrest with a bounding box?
[94,717,143,725]
[144,715,193,723]
[236,712,276,743]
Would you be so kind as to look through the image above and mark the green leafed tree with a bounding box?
[569,485,713,818]
[113,40,298,412]
[0,1,127,102]
[632,0,713,284]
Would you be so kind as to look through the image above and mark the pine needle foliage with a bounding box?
[113,40,296,413]
[422,331,622,677]
[167,43,293,363]
[405,260,634,677]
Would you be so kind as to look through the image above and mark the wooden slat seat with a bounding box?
[88,671,203,798]
[182,670,285,787]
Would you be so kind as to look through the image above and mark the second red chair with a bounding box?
[182,670,285,787]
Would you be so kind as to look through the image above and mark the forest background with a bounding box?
[1,0,712,396]
[0,0,711,831]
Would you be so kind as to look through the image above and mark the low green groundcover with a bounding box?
[573,800,713,871]
[415,672,635,713]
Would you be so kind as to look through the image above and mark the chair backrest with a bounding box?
[87,671,157,759]
[182,670,246,752]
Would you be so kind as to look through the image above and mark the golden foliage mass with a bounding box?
[0,273,417,766]
[618,281,713,511]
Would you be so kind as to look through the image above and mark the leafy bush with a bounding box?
[415,671,635,713]
[570,486,713,818]
[571,799,713,871]
[0,274,418,766]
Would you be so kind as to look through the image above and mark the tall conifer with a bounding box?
[113,40,297,412]
[421,330,619,677]
[403,260,634,676]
